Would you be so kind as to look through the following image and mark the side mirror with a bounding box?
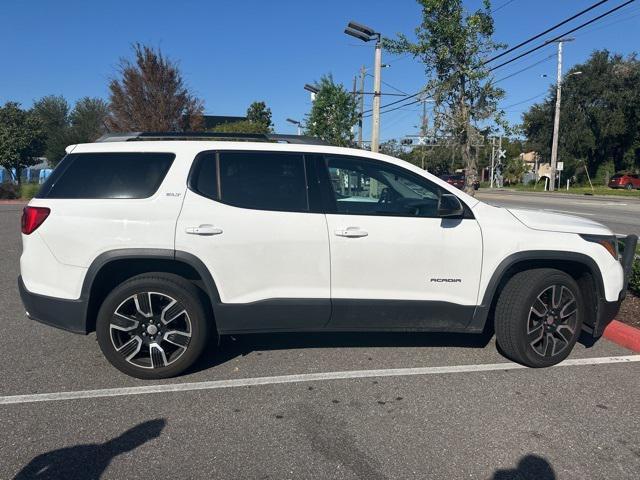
[437,193,464,218]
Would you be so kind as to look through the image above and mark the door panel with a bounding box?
[321,155,483,330]
[176,151,331,332]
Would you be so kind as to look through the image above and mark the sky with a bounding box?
[1,0,639,143]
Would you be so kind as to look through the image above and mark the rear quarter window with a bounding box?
[37,152,175,199]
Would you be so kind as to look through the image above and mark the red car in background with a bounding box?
[608,173,640,190]
[439,174,480,190]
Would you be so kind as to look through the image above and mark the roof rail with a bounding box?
[95,132,330,146]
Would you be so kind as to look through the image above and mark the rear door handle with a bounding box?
[185,225,223,236]
[335,227,368,238]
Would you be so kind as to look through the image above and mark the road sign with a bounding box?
[497,149,506,159]
[557,161,564,171]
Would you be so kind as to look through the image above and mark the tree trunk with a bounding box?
[459,86,477,197]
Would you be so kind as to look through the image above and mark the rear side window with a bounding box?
[216,151,308,212]
[188,152,218,200]
[37,152,175,199]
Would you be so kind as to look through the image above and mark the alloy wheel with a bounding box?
[110,292,192,369]
[527,284,578,358]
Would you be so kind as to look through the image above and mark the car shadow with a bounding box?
[188,327,496,375]
[13,419,165,480]
[491,454,556,480]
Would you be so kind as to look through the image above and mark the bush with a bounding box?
[0,182,19,199]
[630,255,640,297]
[20,183,40,200]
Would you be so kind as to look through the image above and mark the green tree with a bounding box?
[210,119,271,134]
[246,101,272,133]
[523,50,640,182]
[70,97,110,143]
[304,75,358,147]
[108,44,204,132]
[503,156,526,185]
[379,139,406,158]
[385,0,505,194]
[32,95,70,164]
[0,102,46,184]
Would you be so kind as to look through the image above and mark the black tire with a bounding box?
[495,268,583,368]
[96,273,211,379]
[625,183,634,190]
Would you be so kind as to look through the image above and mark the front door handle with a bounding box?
[185,224,223,236]
[335,227,368,238]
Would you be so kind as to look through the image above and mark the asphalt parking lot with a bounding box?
[1,204,639,479]
[476,190,640,237]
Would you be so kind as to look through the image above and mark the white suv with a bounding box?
[19,132,637,379]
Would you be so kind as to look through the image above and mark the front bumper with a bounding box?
[590,234,638,337]
[18,276,89,334]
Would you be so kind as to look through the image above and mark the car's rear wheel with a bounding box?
[96,273,211,379]
[625,183,633,190]
[495,268,583,368]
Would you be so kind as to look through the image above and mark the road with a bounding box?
[476,189,640,237]
[1,204,639,479]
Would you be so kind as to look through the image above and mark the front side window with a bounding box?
[325,156,447,218]
[37,152,175,199]
[218,151,308,212]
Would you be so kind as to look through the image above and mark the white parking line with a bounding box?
[1,355,638,406]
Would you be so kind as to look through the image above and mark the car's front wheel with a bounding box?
[96,273,211,379]
[495,268,583,368]
[625,183,634,190]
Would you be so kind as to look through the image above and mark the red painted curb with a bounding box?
[603,320,640,352]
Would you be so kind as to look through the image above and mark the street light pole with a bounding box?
[286,118,303,135]
[371,35,382,153]
[344,21,382,153]
[549,38,573,192]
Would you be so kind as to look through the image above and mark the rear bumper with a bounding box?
[18,276,88,334]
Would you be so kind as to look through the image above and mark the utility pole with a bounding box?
[358,65,366,148]
[549,38,573,192]
[371,34,382,153]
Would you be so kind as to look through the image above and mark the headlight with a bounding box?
[580,234,619,259]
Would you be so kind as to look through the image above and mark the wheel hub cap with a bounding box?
[146,324,158,335]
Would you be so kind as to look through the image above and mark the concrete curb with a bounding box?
[0,200,27,205]
[603,320,640,352]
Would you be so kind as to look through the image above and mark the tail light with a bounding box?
[21,206,50,235]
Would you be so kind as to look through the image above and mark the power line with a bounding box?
[364,73,409,95]
[488,0,636,72]
[501,91,548,110]
[362,90,424,115]
[363,97,424,118]
[364,0,635,121]
[494,54,556,83]
[572,4,640,37]
[484,0,611,64]
[492,0,518,14]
